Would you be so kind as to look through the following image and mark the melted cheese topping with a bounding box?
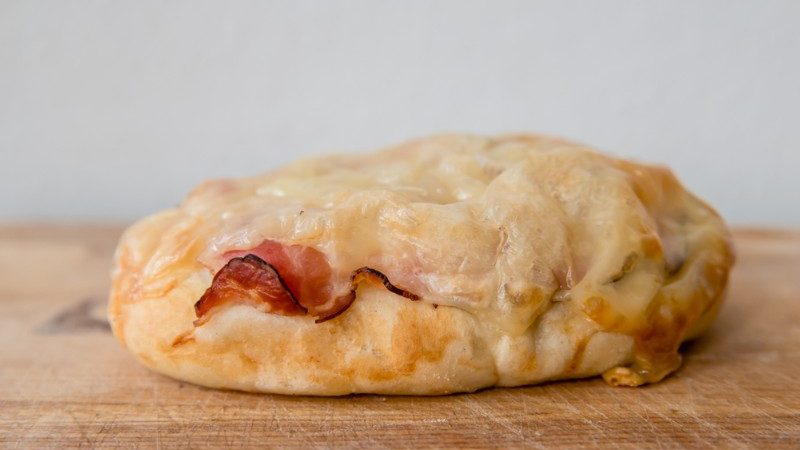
[132,134,733,385]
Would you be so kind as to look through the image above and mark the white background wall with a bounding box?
[2,1,798,226]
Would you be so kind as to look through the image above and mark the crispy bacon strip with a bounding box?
[315,267,421,323]
[224,240,333,315]
[194,252,420,325]
[194,254,306,326]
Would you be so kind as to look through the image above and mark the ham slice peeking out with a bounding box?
[194,240,420,325]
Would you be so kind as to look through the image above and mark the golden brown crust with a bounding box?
[108,133,734,395]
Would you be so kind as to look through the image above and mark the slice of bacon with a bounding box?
[194,254,306,326]
[194,241,420,325]
[223,240,334,315]
[315,267,421,323]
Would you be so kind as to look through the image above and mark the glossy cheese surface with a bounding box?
[109,134,734,394]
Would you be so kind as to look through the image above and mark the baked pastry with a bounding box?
[108,134,734,395]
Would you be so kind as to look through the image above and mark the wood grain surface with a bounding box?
[0,225,798,449]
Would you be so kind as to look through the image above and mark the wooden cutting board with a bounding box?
[0,225,798,449]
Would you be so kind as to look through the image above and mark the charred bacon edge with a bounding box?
[315,267,420,323]
[351,267,421,301]
[314,291,356,323]
[193,254,307,325]
[194,260,419,325]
